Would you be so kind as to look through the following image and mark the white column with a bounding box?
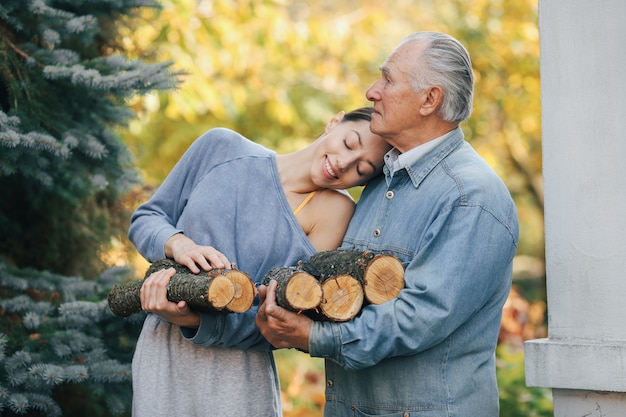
[524,0,626,414]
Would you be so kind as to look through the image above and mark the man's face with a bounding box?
[365,41,427,151]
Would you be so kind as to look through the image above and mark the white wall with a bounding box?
[524,0,626,414]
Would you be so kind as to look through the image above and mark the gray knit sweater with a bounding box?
[128,128,317,417]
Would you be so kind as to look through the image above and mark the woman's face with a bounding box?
[312,119,391,189]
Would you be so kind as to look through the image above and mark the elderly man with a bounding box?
[256,31,519,417]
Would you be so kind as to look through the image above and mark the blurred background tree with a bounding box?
[0,0,183,277]
[0,0,181,415]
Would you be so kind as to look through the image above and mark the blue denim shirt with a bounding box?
[309,128,519,416]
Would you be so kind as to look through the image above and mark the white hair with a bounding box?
[399,32,474,123]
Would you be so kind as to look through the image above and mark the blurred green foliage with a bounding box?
[497,344,554,416]
[120,0,543,264]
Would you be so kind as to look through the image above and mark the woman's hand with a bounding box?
[140,268,201,328]
[165,233,231,273]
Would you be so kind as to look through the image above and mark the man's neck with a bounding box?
[388,120,459,153]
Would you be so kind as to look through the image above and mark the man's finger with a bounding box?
[266,279,278,307]
[264,280,286,321]
[176,300,190,314]
[257,284,268,305]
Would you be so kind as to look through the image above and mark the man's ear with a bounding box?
[420,86,443,116]
[325,111,345,133]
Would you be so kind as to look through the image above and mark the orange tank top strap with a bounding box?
[293,191,317,216]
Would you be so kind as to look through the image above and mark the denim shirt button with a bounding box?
[327,379,333,387]
[386,190,394,199]
[373,228,381,237]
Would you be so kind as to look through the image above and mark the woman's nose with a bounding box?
[337,155,358,173]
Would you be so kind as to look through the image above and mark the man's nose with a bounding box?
[365,81,381,101]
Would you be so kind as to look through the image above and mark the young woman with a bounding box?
[128,107,390,417]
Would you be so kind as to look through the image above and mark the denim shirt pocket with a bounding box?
[353,409,409,417]
[352,405,448,417]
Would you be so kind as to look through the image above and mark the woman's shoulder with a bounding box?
[192,127,273,159]
[312,188,356,219]
[303,189,356,251]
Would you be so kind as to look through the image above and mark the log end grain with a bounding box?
[319,274,364,322]
[284,271,323,311]
[223,270,257,313]
[364,255,405,305]
[206,275,237,309]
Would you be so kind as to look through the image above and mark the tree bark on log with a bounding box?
[107,259,255,317]
[262,266,322,312]
[303,250,405,305]
[262,250,405,322]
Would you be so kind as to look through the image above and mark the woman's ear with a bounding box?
[325,111,345,133]
[419,86,443,116]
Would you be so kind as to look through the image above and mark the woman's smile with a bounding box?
[323,157,338,179]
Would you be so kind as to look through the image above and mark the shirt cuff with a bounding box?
[309,321,341,360]
[180,313,220,347]
[152,226,183,260]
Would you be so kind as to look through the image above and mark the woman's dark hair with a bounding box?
[341,107,375,123]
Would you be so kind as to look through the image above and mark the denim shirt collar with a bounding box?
[383,127,465,188]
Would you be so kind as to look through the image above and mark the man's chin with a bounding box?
[369,119,382,135]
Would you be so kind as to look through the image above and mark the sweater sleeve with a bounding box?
[180,307,273,351]
[128,130,222,261]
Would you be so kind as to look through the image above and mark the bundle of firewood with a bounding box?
[107,258,257,317]
[262,250,405,322]
[107,250,405,322]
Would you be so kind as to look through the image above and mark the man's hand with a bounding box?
[140,267,201,328]
[256,280,312,352]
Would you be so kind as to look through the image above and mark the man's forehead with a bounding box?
[380,51,401,72]
[381,46,415,77]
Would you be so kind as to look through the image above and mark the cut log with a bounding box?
[223,269,257,313]
[107,259,256,317]
[107,272,235,317]
[262,266,322,312]
[143,258,197,278]
[361,254,405,305]
[261,250,405,322]
[107,280,144,317]
[317,274,364,322]
[304,250,405,305]
[302,250,375,280]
